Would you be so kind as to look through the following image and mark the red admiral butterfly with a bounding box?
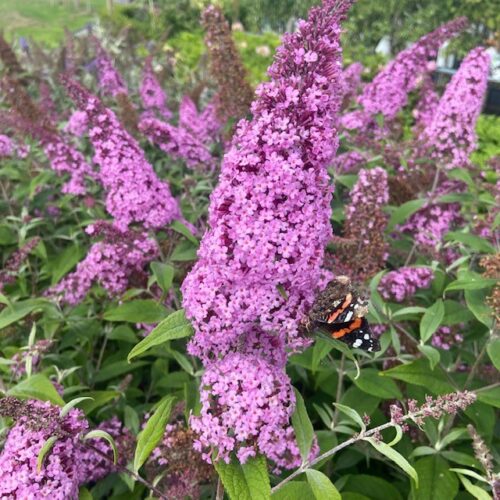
[308,276,380,352]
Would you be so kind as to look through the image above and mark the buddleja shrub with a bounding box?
[0,0,498,499]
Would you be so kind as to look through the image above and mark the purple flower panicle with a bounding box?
[93,38,128,97]
[399,180,463,251]
[191,353,310,469]
[421,47,490,169]
[139,116,215,170]
[0,112,94,195]
[413,75,439,131]
[340,61,363,107]
[65,110,89,137]
[344,17,468,129]
[0,400,88,500]
[178,96,221,144]
[61,77,180,230]
[50,222,158,305]
[182,0,351,362]
[140,56,172,120]
[0,399,132,498]
[379,267,434,302]
[182,0,352,468]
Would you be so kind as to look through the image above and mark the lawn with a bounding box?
[0,0,106,47]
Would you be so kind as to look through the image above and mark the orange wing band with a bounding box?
[327,293,352,323]
[332,317,361,339]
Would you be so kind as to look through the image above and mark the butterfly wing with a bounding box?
[319,317,380,353]
[317,293,369,325]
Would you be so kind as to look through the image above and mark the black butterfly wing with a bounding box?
[319,317,380,353]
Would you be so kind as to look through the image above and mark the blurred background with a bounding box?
[2,1,499,57]
[1,1,499,112]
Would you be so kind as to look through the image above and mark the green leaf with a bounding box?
[78,391,120,415]
[410,446,437,459]
[381,358,453,395]
[420,299,445,343]
[341,494,370,500]
[8,374,65,406]
[103,299,168,323]
[107,325,137,343]
[291,388,314,462]
[418,345,441,370]
[351,368,402,400]
[311,339,332,371]
[455,473,491,500]
[134,395,176,472]
[342,474,403,500]
[316,333,357,363]
[127,309,193,362]
[442,451,481,469]
[465,288,494,328]
[444,232,495,254]
[50,244,84,285]
[332,403,365,432]
[392,306,427,320]
[486,339,500,370]
[445,278,497,293]
[214,454,271,500]
[387,424,404,447]
[0,224,16,245]
[94,360,147,382]
[437,428,468,449]
[337,174,358,189]
[37,436,58,473]
[78,487,93,500]
[443,300,474,325]
[60,397,94,417]
[171,220,198,245]
[476,386,500,409]
[364,437,418,487]
[387,199,426,231]
[170,240,198,261]
[446,168,475,187]
[449,469,488,483]
[150,262,174,293]
[84,430,118,464]
[341,386,381,418]
[412,456,458,500]
[0,298,48,330]
[305,470,341,500]
[271,482,313,500]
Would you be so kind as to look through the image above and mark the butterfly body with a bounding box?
[309,276,380,352]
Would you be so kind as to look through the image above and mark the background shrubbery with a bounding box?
[0,1,499,499]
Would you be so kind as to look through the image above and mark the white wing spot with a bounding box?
[353,339,363,348]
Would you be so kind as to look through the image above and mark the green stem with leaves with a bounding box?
[271,421,396,493]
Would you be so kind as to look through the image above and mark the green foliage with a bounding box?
[133,395,176,472]
[214,455,271,500]
[0,3,498,500]
[473,115,500,167]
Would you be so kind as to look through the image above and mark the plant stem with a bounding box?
[271,421,395,493]
[216,478,224,500]
[333,354,345,425]
[464,323,495,390]
[0,180,14,216]
[403,164,442,267]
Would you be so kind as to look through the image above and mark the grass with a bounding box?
[0,0,106,47]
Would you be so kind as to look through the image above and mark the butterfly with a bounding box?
[308,276,380,352]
